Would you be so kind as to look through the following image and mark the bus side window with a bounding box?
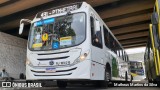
[124,52,127,61]
[109,34,112,50]
[122,50,125,61]
[115,42,118,54]
[117,45,121,57]
[118,50,120,57]
[123,51,126,61]
[113,39,115,53]
[109,34,116,53]
[90,16,103,48]
[103,25,110,48]
[125,53,128,62]
[120,49,123,59]
[127,55,129,62]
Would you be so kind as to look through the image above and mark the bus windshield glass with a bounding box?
[29,13,85,50]
[130,62,143,69]
[130,62,144,75]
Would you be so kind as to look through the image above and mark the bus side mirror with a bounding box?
[95,20,100,32]
[19,23,24,35]
[19,19,31,35]
[151,12,159,25]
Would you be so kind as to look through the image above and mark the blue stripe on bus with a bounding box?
[35,18,55,26]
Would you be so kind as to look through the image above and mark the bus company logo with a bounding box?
[49,60,54,65]
[2,82,11,88]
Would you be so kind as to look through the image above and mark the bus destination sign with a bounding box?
[37,3,81,18]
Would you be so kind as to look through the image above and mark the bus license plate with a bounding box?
[45,68,56,73]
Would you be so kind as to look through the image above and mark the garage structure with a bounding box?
[0,0,154,49]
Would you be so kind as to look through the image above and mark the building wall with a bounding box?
[0,32,27,79]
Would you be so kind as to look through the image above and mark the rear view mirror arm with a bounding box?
[19,19,31,35]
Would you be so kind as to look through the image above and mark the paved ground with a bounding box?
[0,80,159,90]
[1,86,160,90]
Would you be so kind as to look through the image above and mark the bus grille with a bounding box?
[37,56,69,61]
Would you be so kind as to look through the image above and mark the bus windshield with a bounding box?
[29,13,85,51]
[130,62,144,75]
[130,62,143,69]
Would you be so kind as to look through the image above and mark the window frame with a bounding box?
[90,16,103,49]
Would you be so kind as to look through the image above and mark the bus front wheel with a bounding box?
[57,80,67,88]
[125,71,128,82]
[95,67,110,88]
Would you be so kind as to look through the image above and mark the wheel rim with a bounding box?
[105,71,110,81]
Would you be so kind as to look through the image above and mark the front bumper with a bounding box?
[26,60,91,80]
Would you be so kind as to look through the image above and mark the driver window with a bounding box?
[90,16,102,48]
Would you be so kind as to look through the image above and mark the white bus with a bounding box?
[19,2,129,88]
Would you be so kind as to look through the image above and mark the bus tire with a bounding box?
[131,75,133,82]
[125,71,128,82]
[95,67,110,88]
[57,80,67,89]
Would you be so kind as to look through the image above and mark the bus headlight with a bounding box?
[79,52,89,61]
[72,50,90,65]
[26,58,32,66]
[26,60,30,65]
